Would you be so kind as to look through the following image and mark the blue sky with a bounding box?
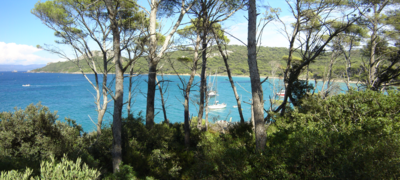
[0,0,291,65]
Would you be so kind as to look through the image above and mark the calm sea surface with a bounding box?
[0,71,348,132]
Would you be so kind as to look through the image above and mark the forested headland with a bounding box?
[32,45,367,80]
[1,0,400,179]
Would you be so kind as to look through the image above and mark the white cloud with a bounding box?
[0,42,63,65]
[226,15,295,48]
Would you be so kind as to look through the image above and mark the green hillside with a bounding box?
[33,45,363,79]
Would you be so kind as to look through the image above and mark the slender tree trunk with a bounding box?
[197,2,208,130]
[251,101,255,128]
[99,52,108,136]
[197,35,208,129]
[212,30,245,123]
[97,110,105,137]
[184,96,191,147]
[146,63,157,128]
[280,46,297,115]
[145,0,191,127]
[306,65,309,87]
[321,51,337,98]
[184,34,200,147]
[104,0,123,172]
[96,37,110,138]
[146,0,159,129]
[97,96,106,138]
[127,63,134,116]
[327,52,336,88]
[248,0,266,151]
[204,95,209,131]
[344,54,352,90]
[112,51,123,173]
[369,15,378,89]
[156,76,168,123]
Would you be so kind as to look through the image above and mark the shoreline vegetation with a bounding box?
[30,45,369,87]
[2,90,400,179]
[28,71,361,84]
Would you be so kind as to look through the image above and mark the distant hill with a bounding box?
[32,45,363,79]
[0,64,46,72]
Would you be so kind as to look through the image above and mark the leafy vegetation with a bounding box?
[0,155,100,180]
[1,90,400,179]
[18,0,400,177]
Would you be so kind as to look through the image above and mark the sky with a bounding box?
[0,0,292,65]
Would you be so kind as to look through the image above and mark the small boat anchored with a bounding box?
[277,90,285,97]
[207,71,227,109]
[22,84,31,87]
[208,90,217,97]
[209,101,227,109]
[207,70,218,97]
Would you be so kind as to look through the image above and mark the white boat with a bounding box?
[277,90,285,97]
[12,70,18,73]
[209,101,227,109]
[208,90,217,97]
[22,84,30,87]
[208,72,227,109]
[207,71,218,97]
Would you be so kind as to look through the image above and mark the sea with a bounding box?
[0,71,349,132]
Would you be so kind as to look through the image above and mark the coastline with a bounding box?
[29,71,359,84]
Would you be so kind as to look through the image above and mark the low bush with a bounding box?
[0,155,100,180]
[2,90,400,179]
[0,103,83,176]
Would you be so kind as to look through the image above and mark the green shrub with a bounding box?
[120,115,188,179]
[0,103,83,175]
[0,168,33,180]
[104,164,138,180]
[2,91,399,179]
[39,155,100,179]
[264,90,400,179]
[0,155,100,180]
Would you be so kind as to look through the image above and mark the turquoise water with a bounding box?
[0,71,348,132]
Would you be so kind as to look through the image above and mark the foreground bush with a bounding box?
[1,90,400,179]
[0,155,100,180]
[0,103,84,175]
[265,90,400,179]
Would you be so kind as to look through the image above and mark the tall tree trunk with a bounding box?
[156,76,168,123]
[369,9,378,89]
[321,51,337,98]
[248,0,266,151]
[104,0,123,172]
[204,95,209,131]
[98,51,108,137]
[326,52,336,88]
[146,1,158,129]
[212,30,245,123]
[197,2,208,130]
[127,63,135,116]
[112,50,123,173]
[97,80,107,137]
[145,0,191,128]
[184,34,200,147]
[251,101,255,128]
[197,47,207,130]
[344,51,352,90]
[146,63,157,128]
[306,65,309,87]
[184,95,191,147]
